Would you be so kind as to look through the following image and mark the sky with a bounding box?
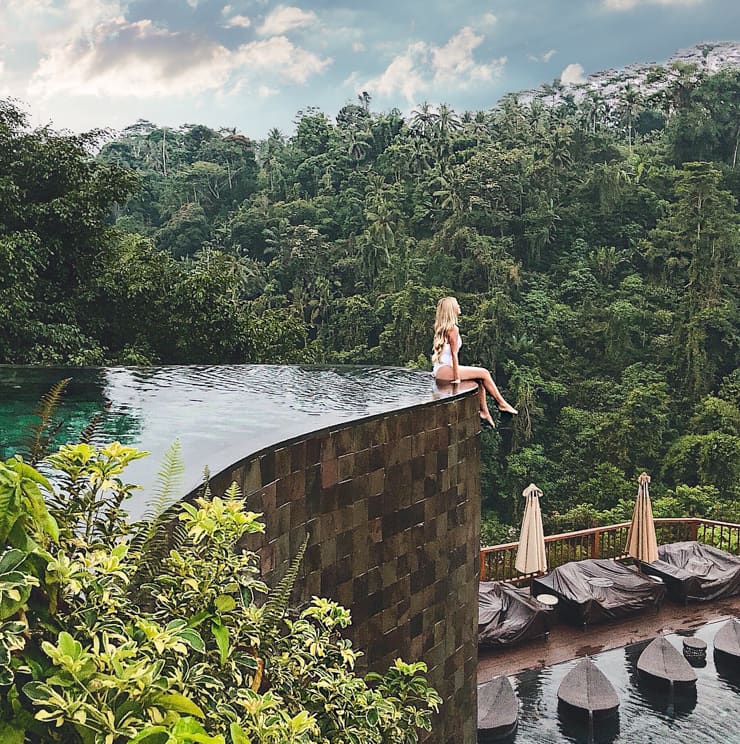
[0,0,738,139]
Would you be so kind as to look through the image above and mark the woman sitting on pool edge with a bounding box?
[432,296,517,428]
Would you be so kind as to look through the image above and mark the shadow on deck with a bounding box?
[478,594,740,684]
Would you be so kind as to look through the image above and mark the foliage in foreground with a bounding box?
[0,442,440,743]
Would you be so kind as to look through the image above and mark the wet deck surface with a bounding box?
[478,594,740,683]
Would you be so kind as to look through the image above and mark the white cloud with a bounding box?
[366,27,506,103]
[480,12,497,26]
[236,36,331,83]
[225,14,251,28]
[603,0,701,9]
[258,84,279,97]
[367,41,428,102]
[28,17,331,100]
[528,49,557,62]
[257,5,317,35]
[560,62,586,84]
[352,41,366,52]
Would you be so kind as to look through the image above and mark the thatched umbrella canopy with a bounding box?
[626,472,658,565]
[515,483,547,575]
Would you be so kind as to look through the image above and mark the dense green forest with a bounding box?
[1,61,739,538]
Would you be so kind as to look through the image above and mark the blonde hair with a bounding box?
[431,296,459,364]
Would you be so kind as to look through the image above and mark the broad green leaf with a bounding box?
[214,595,236,613]
[22,681,54,703]
[211,621,229,666]
[155,693,205,719]
[178,628,205,653]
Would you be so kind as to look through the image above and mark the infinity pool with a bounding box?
[512,620,740,743]
[0,365,464,517]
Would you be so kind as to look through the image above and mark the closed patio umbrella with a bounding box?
[515,483,547,575]
[626,472,658,565]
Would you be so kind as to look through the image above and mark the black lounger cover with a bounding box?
[531,559,666,625]
[478,581,553,647]
[643,541,740,602]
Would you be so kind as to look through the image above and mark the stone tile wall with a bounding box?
[206,390,481,744]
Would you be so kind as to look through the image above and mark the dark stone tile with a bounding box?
[320,564,336,593]
[304,542,322,572]
[259,452,275,485]
[337,529,354,558]
[290,441,306,472]
[337,452,355,482]
[321,457,338,488]
[274,447,291,479]
[368,492,384,519]
[306,436,322,465]
[334,428,354,457]
[367,590,384,617]
[410,612,423,638]
[320,436,336,463]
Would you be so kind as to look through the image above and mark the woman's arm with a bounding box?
[448,326,460,383]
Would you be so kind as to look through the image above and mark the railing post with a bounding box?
[479,551,486,582]
[690,520,699,542]
[593,530,600,559]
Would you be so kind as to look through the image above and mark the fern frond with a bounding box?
[261,534,309,632]
[78,413,104,445]
[142,440,184,524]
[22,378,71,464]
[199,466,211,500]
[129,441,186,592]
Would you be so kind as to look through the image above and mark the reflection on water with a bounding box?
[513,620,740,743]
[1,365,460,517]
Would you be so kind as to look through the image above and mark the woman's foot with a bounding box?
[497,402,518,415]
[480,412,496,429]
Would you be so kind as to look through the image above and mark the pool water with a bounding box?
[0,365,461,517]
[512,620,740,743]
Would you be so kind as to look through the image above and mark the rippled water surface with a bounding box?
[0,365,455,516]
[513,620,740,743]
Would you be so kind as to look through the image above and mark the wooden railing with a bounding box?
[479,518,740,584]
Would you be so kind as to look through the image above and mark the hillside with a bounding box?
[524,40,740,105]
[1,58,739,539]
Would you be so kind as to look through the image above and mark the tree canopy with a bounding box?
[2,63,738,533]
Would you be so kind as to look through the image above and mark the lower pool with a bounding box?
[511,619,740,743]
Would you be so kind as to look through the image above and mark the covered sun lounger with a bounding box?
[641,541,740,603]
[478,581,554,647]
[531,559,666,626]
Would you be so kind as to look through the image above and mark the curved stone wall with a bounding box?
[206,388,481,744]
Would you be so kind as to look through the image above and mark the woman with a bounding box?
[432,296,517,428]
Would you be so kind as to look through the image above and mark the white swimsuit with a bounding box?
[432,328,462,377]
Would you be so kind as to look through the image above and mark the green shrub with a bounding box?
[0,443,440,743]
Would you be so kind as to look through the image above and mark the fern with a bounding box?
[129,441,187,591]
[77,413,104,445]
[22,378,71,464]
[261,534,309,632]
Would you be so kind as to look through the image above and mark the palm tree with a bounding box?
[347,130,372,162]
[410,102,437,136]
[618,84,642,150]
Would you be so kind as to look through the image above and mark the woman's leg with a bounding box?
[436,364,517,414]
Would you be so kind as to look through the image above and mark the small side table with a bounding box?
[683,636,707,666]
[535,593,559,631]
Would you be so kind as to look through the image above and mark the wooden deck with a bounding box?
[478,594,740,684]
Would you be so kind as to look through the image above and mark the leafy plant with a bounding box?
[0,443,440,743]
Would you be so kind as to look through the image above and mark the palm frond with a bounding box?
[22,378,71,464]
[261,534,309,632]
